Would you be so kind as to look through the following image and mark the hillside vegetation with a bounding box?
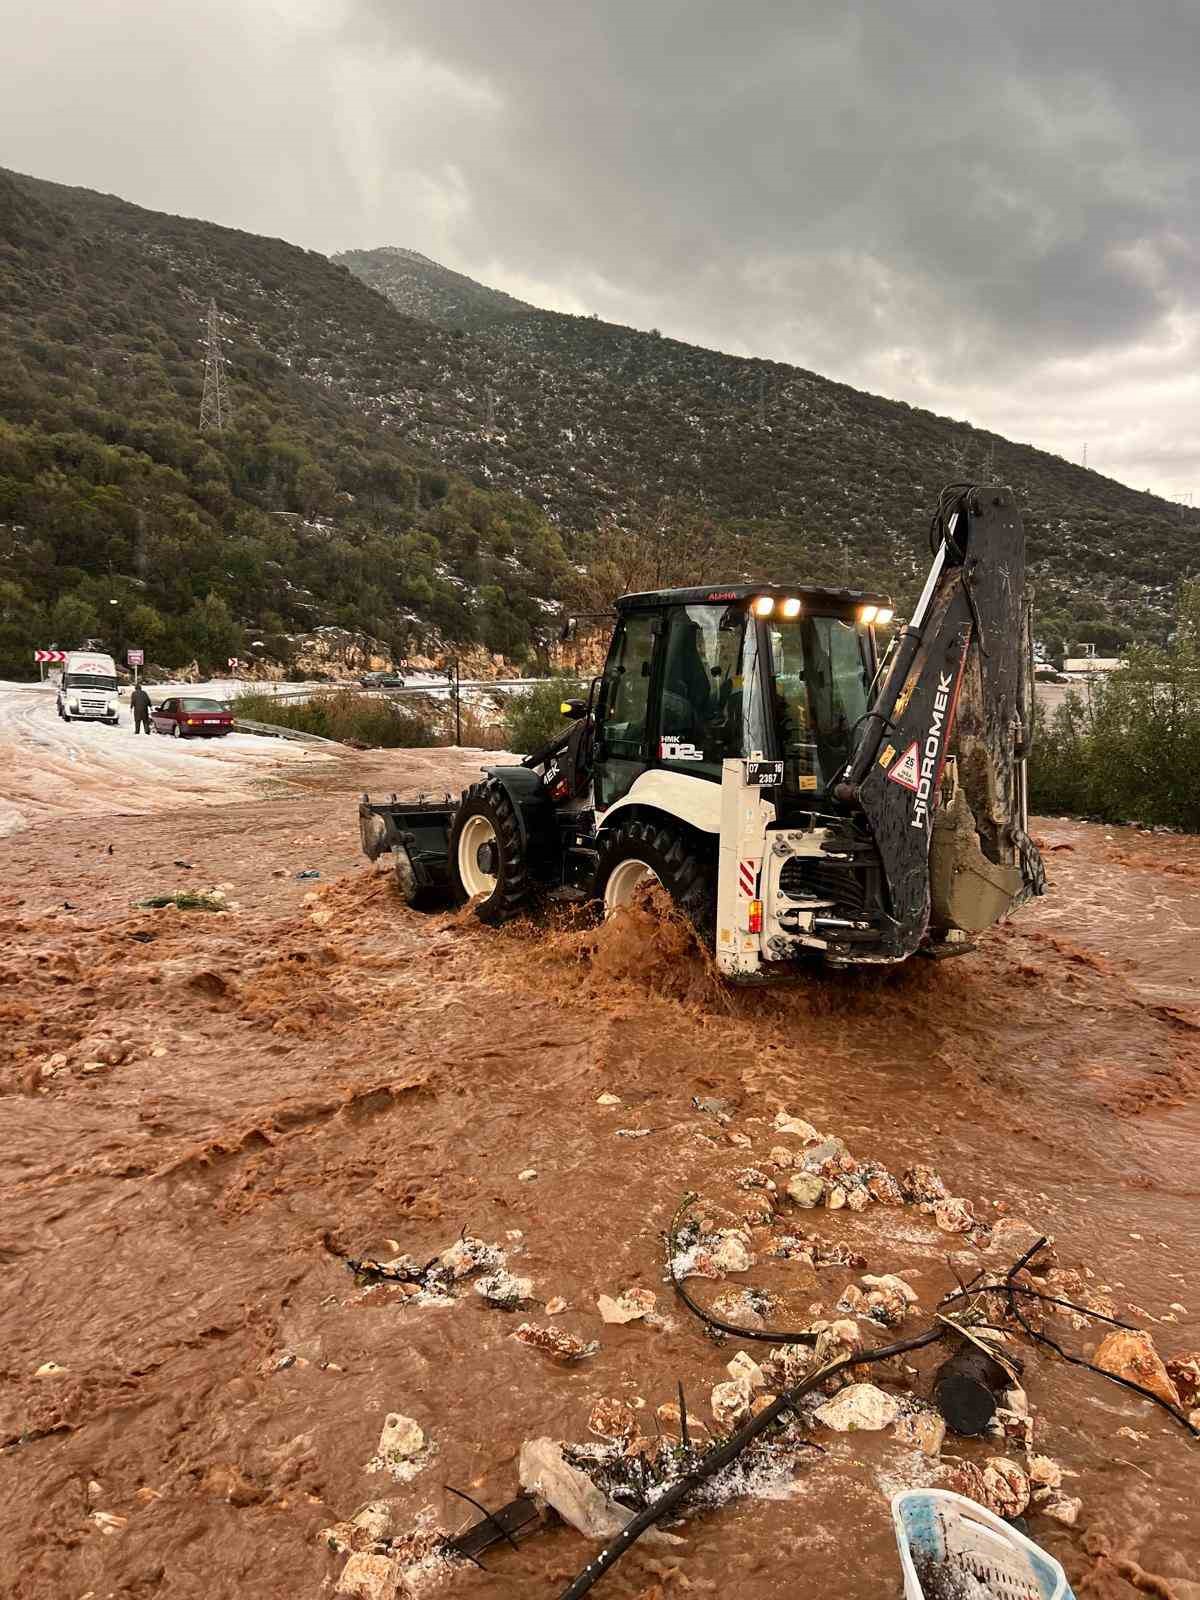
[1,163,1195,683]
[0,170,575,677]
[340,245,1200,659]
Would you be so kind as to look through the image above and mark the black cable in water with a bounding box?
[554,1321,948,1600]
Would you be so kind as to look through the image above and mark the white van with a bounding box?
[57,651,121,724]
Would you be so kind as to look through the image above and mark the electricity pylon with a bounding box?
[199,298,230,434]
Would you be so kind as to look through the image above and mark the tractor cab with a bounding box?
[594,584,894,812]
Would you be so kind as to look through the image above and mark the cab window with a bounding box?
[596,611,656,807]
[657,604,746,780]
[767,615,871,792]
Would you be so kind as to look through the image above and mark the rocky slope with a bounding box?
[339,245,1200,654]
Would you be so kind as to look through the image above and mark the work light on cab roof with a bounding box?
[359,483,1044,977]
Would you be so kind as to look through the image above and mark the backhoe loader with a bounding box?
[359,483,1045,974]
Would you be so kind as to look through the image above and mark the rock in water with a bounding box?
[597,1287,657,1323]
[815,1383,900,1432]
[1093,1329,1182,1408]
[892,1407,947,1455]
[335,1552,402,1599]
[785,1174,825,1207]
[375,1413,424,1462]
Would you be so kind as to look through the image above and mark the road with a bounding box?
[0,681,339,838]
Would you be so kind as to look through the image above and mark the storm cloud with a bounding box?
[3,0,1197,498]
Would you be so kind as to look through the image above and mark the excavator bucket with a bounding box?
[840,484,1045,959]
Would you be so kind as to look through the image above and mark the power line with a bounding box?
[199,298,230,434]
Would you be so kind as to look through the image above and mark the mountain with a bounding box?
[338,245,1200,658]
[0,162,1194,683]
[0,171,577,677]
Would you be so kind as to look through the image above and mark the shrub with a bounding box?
[503,678,584,754]
[233,688,438,748]
[1030,582,1200,830]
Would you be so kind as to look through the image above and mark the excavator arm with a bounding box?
[836,483,1045,960]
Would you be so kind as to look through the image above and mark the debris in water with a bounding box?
[710,1287,775,1329]
[366,1412,431,1483]
[901,1165,948,1204]
[135,888,228,912]
[726,1350,766,1389]
[89,1510,128,1536]
[938,1455,1030,1519]
[597,1287,657,1324]
[517,1167,538,1181]
[518,1437,680,1545]
[438,1233,505,1280]
[892,1405,947,1456]
[588,1398,638,1439]
[295,868,320,879]
[773,1110,820,1140]
[1167,1351,1200,1406]
[711,1376,754,1426]
[693,1095,735,1122]
[596,1092,622,1106]
[786,1174,826,1207]
[1093,1328,1182,1407]
[1039,1492,1082,1526]
[814,1382,900,1432]
[933,1197,976,1233]
[511,1323,598,1361]
[334,1551,402,1598]
[474,1269,533,1309]
[932,1340,1013,1436]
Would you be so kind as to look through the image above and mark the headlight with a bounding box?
[779,597,802,619]
[859,604,879,624]
[752,596,775,617]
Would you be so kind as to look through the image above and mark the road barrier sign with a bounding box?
[34,650,67,664]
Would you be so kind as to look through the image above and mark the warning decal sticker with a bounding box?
[886,741,921,792]
[877,742,896,769]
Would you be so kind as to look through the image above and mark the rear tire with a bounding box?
[448,780,533,926]
[594,818,714,942]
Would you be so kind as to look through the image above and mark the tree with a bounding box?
[295,462,336,519]
[49,591,98,647]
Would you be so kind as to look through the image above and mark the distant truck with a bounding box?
[56,650,121,724]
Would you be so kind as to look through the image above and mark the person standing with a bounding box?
[131,683,152,735]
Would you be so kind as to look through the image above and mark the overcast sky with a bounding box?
[4,0,1197,501]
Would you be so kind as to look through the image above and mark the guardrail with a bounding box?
[261,677,558,703]
[231,717,340,745]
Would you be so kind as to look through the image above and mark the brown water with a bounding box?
[1,765,1198,1600]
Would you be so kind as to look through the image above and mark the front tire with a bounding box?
[172,723,183,739]
[448,780,533,926]
[594,818,714,941]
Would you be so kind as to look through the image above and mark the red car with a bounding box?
[152,696,234,738]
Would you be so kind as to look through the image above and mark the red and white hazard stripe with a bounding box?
[34,649,67,664]
[738,858,757,897]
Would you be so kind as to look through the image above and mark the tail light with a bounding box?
[748,899,764,934]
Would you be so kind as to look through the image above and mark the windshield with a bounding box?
[179,698,225,712]
[65,673,117,690]
[756,615,872,793]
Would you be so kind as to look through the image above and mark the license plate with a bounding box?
[744,760,783,787]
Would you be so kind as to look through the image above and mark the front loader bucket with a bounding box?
[929,787,1024,935]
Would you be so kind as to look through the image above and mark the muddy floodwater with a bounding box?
[1,749,1198,1600]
